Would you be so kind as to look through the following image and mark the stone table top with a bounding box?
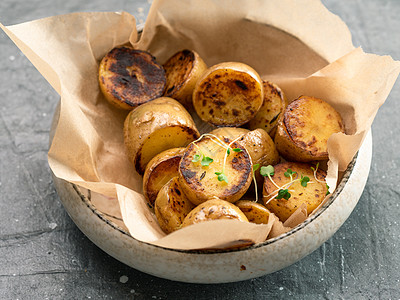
[1,0,399,299]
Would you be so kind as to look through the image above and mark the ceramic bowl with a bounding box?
[52,102,372,283]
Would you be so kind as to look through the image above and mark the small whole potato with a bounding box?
[192,62,264,127]
[99,46,166,110]
[274,96,344,162]
[263,161,328,222]
[124,97,200,175]
[182,198,249,227]
[154,177,195,234]
[142,147,186,205]
[235,200,271,224]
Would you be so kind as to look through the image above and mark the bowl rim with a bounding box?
[70,150,358,255]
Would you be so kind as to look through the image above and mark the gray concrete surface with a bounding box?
[1,0,399,299]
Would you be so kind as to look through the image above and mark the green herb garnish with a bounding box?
[215,172,228,183]
[300,175,310,187]
[276,189,291,200]
[201,156,213,166]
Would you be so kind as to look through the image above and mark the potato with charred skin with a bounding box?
[263,161,328,222]
[248,81,288,137]
[182,198,249,227]
[192,62,264,127]
[124,97,200,175]
[235,200,271,224]
[143,147,186,206]
[178,136,252,205]
[163,49,207,108]
[274,96,345,162]
[99,46,166,110]
[155,177,195,234]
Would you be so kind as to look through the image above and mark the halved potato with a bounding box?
[124,97,200,175]
[248,81,288,137]
[143,147,186,205]
[181,198,248,227]
[192,62,264,126]
[274,96,345,162]
[178,136,252,205]
[235,200,271,224]
[163,49,207,107]
[263,161,328,222]
[154,177,195,234]
[99,46,166,110]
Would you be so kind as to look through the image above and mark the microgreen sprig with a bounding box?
[252,163,260,202]
[261,165,316,202]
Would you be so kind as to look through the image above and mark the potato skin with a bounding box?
[124,97,200,175]
[192,62,264,127]
[178,136,252,205]
[143,147,186,205]
[182,198,248,227]
[99,46,166,110]
[163,49,207,108]
[155,177,195,234]
[263,161,328,222]
[275,96,344,162]
[248,81,288,137]
[235,200,271,224]
[238,128,280,168]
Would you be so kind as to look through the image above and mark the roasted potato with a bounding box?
[235,200,271,224]
[274,96,345,162]
[179,135,252,205]
[263,161,328,222]
[163,49,207,107]
[192,62,264,127]
[154,177,195,234]
[248,81,288,137]
[124,97,200,175]
[182,198,249,227]
[238,128,280,168]
[99,46,166,110]
[143,147,186,205]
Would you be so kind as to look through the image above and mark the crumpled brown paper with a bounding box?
[2,0,400,250]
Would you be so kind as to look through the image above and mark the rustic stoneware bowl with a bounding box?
[51,104,372,283]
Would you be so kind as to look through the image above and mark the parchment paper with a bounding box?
[2,0,399,250]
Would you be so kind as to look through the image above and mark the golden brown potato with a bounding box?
[248,81,288,137]
[143,147,186,205]
[155,177,195,234]
[235,200,271,224]
[263,161,328,222]
[163,49,207,107]
[192,62,264,127]
[238,128,280,168]
[274,95,345,162]
[99,46,166,110]
[182,198,249,227]
[178,135,252,205]
[124,97,200,175]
